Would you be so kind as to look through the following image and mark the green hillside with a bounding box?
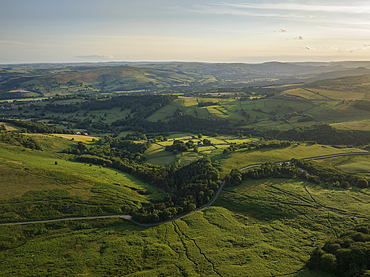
[0,136,163,223]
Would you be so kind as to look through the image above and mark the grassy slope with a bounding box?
[3,177,366,276]
[0,136,163,222]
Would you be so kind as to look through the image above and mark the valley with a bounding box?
[0,62,369,276]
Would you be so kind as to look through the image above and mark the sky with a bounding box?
[1,0,370,64]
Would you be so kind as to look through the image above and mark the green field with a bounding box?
[313,155,370,178]
[211,143,367,177]
[144,134,259,166]
[331,119,370,131]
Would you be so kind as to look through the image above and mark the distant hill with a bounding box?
[2,61,370,100]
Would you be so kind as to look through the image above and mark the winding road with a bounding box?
[0,151,368,227]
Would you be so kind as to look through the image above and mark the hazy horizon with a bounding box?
[2,0,370,64]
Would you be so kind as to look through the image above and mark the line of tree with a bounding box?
[237,162,309,184]
[352,100,370,111]
[198,101,220,107]
[0,126,42,150]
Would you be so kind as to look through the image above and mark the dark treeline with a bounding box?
[235,162,308,186]
[1,119,73,134]
[81,95,177,118]
[307,223,370,277]
[297,114,314,122]
[0,125,42,150]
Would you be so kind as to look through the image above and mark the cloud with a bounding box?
[345,47,357,53]
[76,55,116,60]
[222,3,370,15]
[274,29,288,33]
[294,36,304,40]
[305,46,315,50]
[170,5,312,19]
[363,44,370,49]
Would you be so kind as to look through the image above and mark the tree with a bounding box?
[203,139,211,145]
[228,169,242,186]
[357,178,368,188]
[319,253,337,273]
[198,133,202,138]
[193,146,199,153]
[55,161,58,165]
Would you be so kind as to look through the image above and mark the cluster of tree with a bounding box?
[75,154,113,167]
[297,114,314,122]
[198,101,220,107]
[291,159,369,189]
[0,126,42,150]
[1,119,74,134]
[120,132,148,141]
[165,140,189,153]
[307,223,370,277]
[352,100,370,111]
[223,139,292,153]
[132,158,220,223]
[239,162,309,183]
